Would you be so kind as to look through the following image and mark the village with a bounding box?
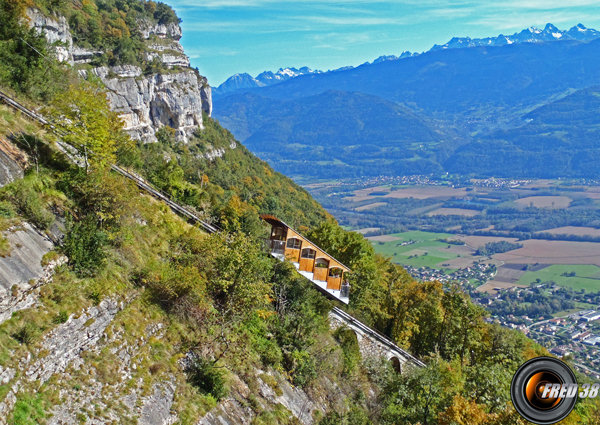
[405,262,600,379]
[477,283,600,379]
[404,262,497,286]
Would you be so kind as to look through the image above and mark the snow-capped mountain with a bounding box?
[429,23,600,52]
[372,51,419,64]
[214,24,600,96]
[255,66,322,86]
[214,67,322,95]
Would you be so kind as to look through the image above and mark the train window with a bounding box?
[286,238,302,249]
[301,248,316,259]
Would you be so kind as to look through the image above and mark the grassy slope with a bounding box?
[369,230,460,269]
[517,264,600,292]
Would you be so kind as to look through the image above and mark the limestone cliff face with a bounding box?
[25,8,73,64]
[26,9,213,144]
[92,65,210,143]
[0,137,28,188]
[0,222,67,325]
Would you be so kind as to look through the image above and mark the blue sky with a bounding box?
[164,0,600,86]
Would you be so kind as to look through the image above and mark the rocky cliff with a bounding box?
[26,8,212,144]
[0,137,28,188]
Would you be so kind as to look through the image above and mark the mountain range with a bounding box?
[214,23,600,96]
[213,24,600,180]
[429,23,600,52]
[213,66,323,95]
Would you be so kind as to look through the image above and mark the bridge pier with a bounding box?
[328,307,425,371]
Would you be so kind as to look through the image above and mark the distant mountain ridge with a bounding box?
[213,35,600,179]
[213,66,323,95]
[429,23,600,52]
[214,23,600,96]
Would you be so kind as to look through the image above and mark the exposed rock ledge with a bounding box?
[25,8,214,145]
[91,65,212,143]
[0,222,66,325]
[0,137,28,188]
[25,8,73,64]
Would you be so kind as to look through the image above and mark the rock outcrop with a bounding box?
[0,222,67,324]
[91,65,208,143]
[25,8,73,64]
[0,137,28,188]
[25,9,213,144]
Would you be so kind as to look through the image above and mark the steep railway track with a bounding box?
[0,91,427,369]
[0,90,219,234]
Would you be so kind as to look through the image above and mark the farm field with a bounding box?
[476,281,528,294]
[542,226,600,237]
[426,208,480,217]
[355,202,386,211]
[514,195,572,208]
[368,230,600,294]
[494,240,600,267]
[347,185,474,201]
[354,227,380,234]
[460,235,520,248]
[349,185,391,201]
[516,264,600,293]
[383,186,469,200]
[367,230,468,269]
[553,302,598,318]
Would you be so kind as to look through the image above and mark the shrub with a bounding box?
[288,350,318,387]
[333,326,361,376]
[41,250,62,267]
[53,310,69,324]
[0,201,15,219]
[12,323,38,344]
[62,215,107,277]
[187,357,228,401]
[1,179,54,230]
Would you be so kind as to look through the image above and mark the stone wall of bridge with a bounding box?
[328,307,424,372]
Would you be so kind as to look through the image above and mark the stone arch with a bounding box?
[333,325,362,362]
[390,356,401,373]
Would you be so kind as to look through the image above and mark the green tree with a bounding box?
[380,355,462,425]
[46,81,129,170]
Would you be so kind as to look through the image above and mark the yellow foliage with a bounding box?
[437,395,489,425]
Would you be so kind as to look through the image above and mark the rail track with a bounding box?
[0,90,219,234]
[0,91,428,369]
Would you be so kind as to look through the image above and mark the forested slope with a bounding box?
[214,38,600,179]
[0,0,599,423]
[446,85,600,177]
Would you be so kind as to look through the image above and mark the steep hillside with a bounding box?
[6,0,329,228]
[214,38,600,179]
[1,1,598,424]
[217,90,456,178]
[446,85,600,177]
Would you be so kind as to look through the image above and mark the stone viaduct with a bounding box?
[329,307,425,371]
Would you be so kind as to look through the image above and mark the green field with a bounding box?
[517,265,600,293]
[370,230,463,269]
[552,302,598,318]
